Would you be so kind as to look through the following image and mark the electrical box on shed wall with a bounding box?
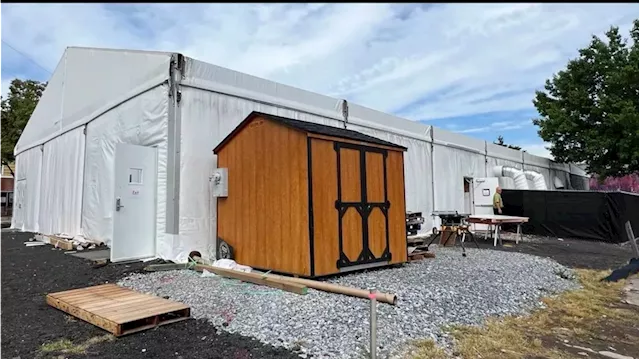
[211,168,228,197]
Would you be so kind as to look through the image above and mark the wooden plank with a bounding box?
[55,285,124,299]
[47,235,74,250]
[59,291,141,307]
[81,298,151,314]
[95,296,183,317]
[52,284,116,297]
[46,284,190,336]
[54,290,131,304]
[108,302,190,323]
[81,294,156,311]
[193,264,308,295]
[46,295,120,334]
[307,133,404,152]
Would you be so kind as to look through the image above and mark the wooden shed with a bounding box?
[213,112,408,277]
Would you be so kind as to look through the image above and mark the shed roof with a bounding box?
[214,111,407,153]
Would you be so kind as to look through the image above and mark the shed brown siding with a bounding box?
[216,116,310,276]
[386,150,408,264]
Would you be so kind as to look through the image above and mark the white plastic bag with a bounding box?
[211,259,253,273]
[201,269,217,278]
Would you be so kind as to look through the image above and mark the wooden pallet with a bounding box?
[46,284,190,336]
[409,250,436,261]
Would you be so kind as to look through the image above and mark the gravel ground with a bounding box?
[119,247,578,359]
[1,230,298,359]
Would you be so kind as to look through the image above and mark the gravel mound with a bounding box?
[119,247,578,358]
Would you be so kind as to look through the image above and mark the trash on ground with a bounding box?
[201,269,217,278]
[211,258,252,273]
[24,241,46,247]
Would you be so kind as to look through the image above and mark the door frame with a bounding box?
[333,141,392,270]
[111,143,159,263]
[464,176,474,215]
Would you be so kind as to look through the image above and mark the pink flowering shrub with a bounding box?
[590,173,639,193]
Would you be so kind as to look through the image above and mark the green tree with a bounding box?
[533,19,639,178]
[1,79,46,176]
[494,135,522,151]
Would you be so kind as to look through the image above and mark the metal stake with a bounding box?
[369,289,377,359]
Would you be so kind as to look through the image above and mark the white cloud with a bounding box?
[456,120,532,134]
[1,3,636,130]
[521,143,553,159]
[1,78,11,99]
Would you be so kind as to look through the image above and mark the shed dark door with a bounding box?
[335,142,391,269]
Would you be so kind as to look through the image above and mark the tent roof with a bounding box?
[15,46,584,177]
[15,46,173,155]
[214,111,407,153]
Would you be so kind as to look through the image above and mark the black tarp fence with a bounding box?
[502,189,639,243]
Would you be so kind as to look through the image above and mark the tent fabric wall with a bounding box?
[178,56,344,262]
[182,58,345,124]
[38,127,85,236]
[148,53,593,252]
[11,147,42,232]
[431,128,485,226]
[81,85,169,248]
[177,90,344,261]
[346,123,434,230]
[15,47,171,155]
[348,103,432,142]
[432,145,486,213]
[550,162,572,189]
[178,57,442,260]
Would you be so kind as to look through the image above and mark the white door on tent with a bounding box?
[472,177,500,231]
[111,143,157,262]
[13,179,26,229]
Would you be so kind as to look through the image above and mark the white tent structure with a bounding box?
[11,47,589,262]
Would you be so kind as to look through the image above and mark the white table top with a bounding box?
[468,214,529,221]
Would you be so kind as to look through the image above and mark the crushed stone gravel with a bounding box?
[119,247,579,358]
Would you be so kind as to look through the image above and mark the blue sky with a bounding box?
[1,3,637,158]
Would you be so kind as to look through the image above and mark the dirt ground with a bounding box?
[1,230,298,359]
[3,229,637,359]
[474,235,635,271]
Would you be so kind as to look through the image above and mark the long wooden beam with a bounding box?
[193,264,308,295]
